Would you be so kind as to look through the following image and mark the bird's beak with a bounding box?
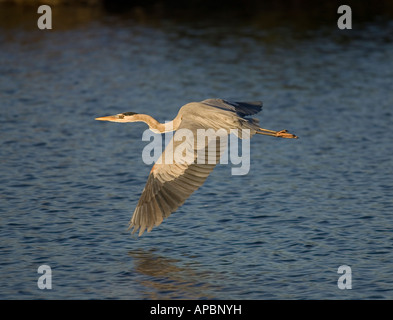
[95,115,118,121]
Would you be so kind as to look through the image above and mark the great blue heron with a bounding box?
[96,99,298,236]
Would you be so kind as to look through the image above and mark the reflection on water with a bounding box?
[129,249,218,299]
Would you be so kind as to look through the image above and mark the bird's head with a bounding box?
[95,112,139,123]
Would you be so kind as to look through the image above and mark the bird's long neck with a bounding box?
[133,114,181,133]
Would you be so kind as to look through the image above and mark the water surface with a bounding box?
[1,4,393,299]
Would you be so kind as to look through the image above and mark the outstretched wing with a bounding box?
[129,119,227,236]
[200,99,262,117]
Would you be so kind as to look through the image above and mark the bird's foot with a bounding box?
[275,130,298,139]
[257,128,298,139]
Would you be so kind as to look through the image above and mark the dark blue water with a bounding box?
[1,6,393,299]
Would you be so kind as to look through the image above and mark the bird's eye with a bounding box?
[118,115,124,119]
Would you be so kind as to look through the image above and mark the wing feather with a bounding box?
[200,99,262,117]
[129,120,226,235]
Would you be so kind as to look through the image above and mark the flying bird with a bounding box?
[96,99,298,236]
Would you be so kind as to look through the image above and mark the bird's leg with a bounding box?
[257,128,298,139]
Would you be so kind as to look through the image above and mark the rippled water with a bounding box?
[1,5,393,299]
